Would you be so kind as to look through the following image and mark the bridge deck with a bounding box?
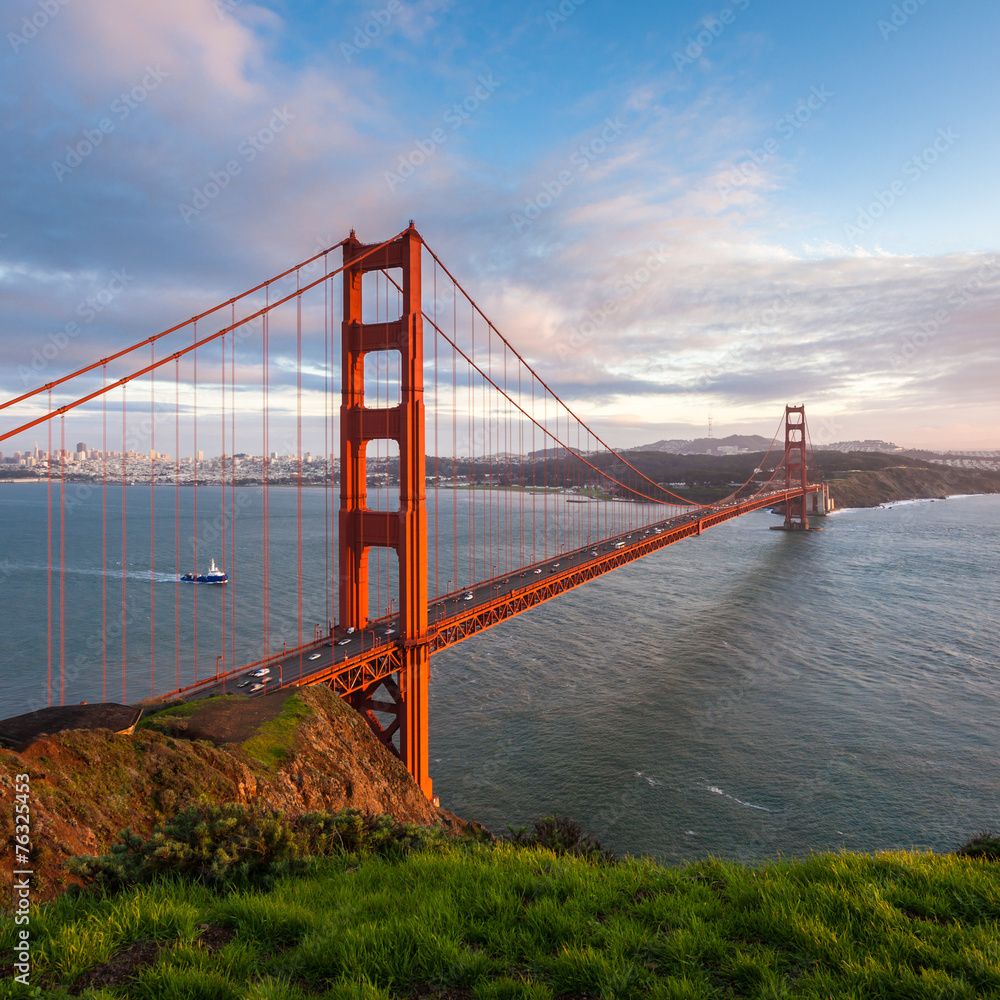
[178,487,809,704]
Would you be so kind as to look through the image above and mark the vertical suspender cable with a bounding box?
[452,290,457,592]
[220,327,227,680]
[324,269,330,633]
[150,344,155,696]
[545,382,550,556]
[262,301,269,656]
[59,414,65,704]
[518,362,523,568]
[433,260,439,599]
[530,377,535,566]
[46,391,52,706]
[174,357,180,690]
[102,367,108,700]
[230,308,237,676]
[486,321,492,579]
[449,287,458,589]
[192,322,198,682]
[470,303,475,585]
[215,328,232,674]
[553,403,558,553]
[296,270,303,673]
[504,346,509,576]
[121,383,127,703]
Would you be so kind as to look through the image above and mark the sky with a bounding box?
[2,0,999,452]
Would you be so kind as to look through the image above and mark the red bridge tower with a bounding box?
[339,224,433,799]
[782,404,809,530]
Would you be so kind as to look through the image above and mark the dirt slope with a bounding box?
[0,686,474,902]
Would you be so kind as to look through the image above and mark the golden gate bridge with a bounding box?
[0,223,824,801]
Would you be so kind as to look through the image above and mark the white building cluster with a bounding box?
[0,441,348,485]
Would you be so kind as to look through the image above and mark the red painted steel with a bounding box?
[0,242,352,415]
[2,222,826,808]
[263,486,813,702]
[783,405,809,530]
[0,236,404,446]
[340,224,432,798]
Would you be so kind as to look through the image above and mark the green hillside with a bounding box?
[4,837,999,999]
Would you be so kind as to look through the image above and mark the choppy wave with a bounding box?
[706,785,772,812]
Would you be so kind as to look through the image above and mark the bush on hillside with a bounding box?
[956,830,1000,861]
[507,815,615,862]
[68,803,450,892]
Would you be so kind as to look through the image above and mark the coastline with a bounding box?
[823,465,1000,510]
[827,491,999,515]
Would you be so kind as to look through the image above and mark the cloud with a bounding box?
[2,1,998,452]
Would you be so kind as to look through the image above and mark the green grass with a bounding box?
[2,845,998,999]
[138,696,237,726]
[138,693,313,769]
[240,696,314,769]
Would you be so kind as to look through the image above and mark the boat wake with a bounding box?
[10,564,188,584]
[635,771,662,787]
[706,785,771,812]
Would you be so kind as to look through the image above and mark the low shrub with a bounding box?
[507,816,614,862]
[68,803,452,892]
[956,830,1000,861]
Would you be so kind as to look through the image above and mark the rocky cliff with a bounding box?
[826,466,1000,509]
[0,686,475,901]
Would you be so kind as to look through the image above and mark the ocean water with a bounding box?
[1,484,997,862]
[428,494,1000,862]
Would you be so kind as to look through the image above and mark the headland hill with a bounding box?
[1,684,998,996]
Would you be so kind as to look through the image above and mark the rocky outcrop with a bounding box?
[826,467,1000,509]
[0,686,475,902]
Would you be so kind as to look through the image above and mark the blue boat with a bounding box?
[180,558,228,584]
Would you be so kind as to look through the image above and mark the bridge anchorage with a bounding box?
[0,221,827,803]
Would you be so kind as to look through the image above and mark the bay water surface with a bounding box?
[1,484,997,862]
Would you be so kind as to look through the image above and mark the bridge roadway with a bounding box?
[175,486,810,706]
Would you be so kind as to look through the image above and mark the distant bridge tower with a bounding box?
[782,404,809,530]
[339,223,433,800]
